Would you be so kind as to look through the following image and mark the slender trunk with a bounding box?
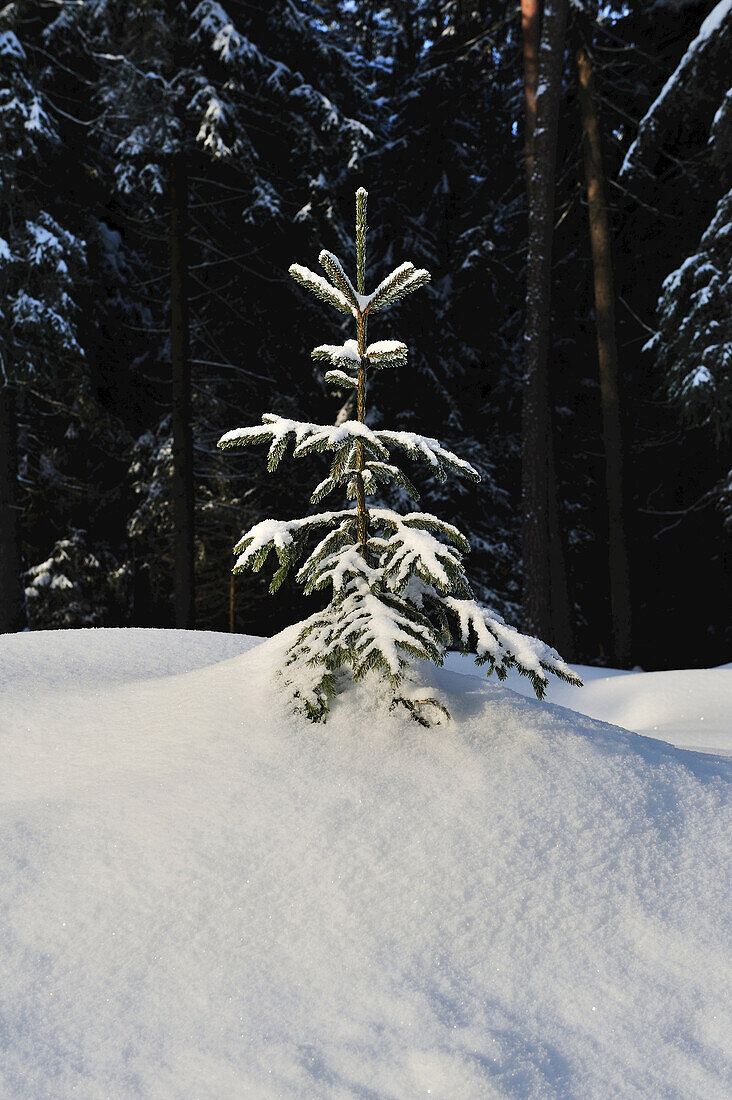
[229,568,235,633]
[396,0,414,66]
[0,385,25,632]
[355,189,369,551]
[170,153,196,628]
[521,0,541,181]
[361,0,376,62]
[355,312,368,549]
[132,560,154,627]
[576,43,632,666]
[521,0,573,654]
[546,435,573,651]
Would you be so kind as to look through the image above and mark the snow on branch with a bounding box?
[233,511,356,592]
[318,250,359,310]
[350,508,471,596]
[218,414,307,471]
[381,522,469,596]
[298,536,381,596]
[443,598,583,698]
[312,339,361,370]
[289,264,352,315]
[323,369,358,390]
[219,414,388,472]
[293,257,430,319]
[292,420,389,461]
[347,585,442,676]
[375,431,481,483]
[652,190,732,444]
[288,577,443,690]
[312,339,408,376]
[620,0,732,179]
[364,262,431,314]
[370,509,470,553]
[189,1,262,66]
[218,415,435,510]
[366,340,408,368]
[0,30,26,62]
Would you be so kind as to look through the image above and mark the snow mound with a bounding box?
[0,626,258,692]
[444,653,732,757]
[1,629,730,1099]
[545,667,731,756]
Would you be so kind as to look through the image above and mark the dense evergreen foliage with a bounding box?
[1,0,728,669]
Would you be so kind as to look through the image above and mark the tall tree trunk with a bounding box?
[361,1,376,62]
[521,0,541,180]
[576,43,632,666]
[0,385,25,632]
[355,188,369,552]
[521,0,573,654]
[170,153,196,628]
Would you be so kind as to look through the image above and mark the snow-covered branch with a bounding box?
[289,263,352,315]
[375,431,481,483]
[233,511,356,591]
[443,598,583,698]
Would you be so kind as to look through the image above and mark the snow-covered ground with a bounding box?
[1,629,730,1098]
[443,652,732,757]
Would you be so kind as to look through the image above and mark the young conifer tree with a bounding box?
[218,189,581,722]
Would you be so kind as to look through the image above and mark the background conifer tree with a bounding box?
[623,0,732,525]
[0,9,87,631]
[219,189,581,721]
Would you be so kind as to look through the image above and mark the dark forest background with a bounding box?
[1,0,729,670]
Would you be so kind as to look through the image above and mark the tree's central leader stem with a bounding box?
[355,309,368,549]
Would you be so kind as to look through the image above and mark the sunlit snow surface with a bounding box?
[1,629,730,1099]
[443,652,732,757]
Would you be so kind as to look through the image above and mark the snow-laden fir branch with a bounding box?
[323,369,358,390]
[283,576,445,720]
[312,339,408,371]
[318,249,359,310]
[442,598,581,698]
[312,339,361,367]
[288,264,352,315]
[366,340,409,368]
[377,431,481,483]
[365,261,431,313]
[218,414,479,491]
[620,0,732,179]
[232,511,356,592]
[290,258,430,319]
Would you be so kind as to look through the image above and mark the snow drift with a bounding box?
[443,652,732,757]
[1,629,730,1098]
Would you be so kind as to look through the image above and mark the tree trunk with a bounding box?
[170,153,196,628]
[354,188,370,552]
[0,385,25,633]
[361,1,376,62]
[132,560,155,627]
[521,0,541,181]
[521,0,573,654]
[576,43,632,666]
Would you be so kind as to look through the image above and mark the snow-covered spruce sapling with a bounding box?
[218,189,581,722]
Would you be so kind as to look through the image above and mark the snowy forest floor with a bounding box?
[1,629,730,1098]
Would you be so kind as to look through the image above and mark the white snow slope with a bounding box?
[1,629,730,1099]
[443,653,732,757]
